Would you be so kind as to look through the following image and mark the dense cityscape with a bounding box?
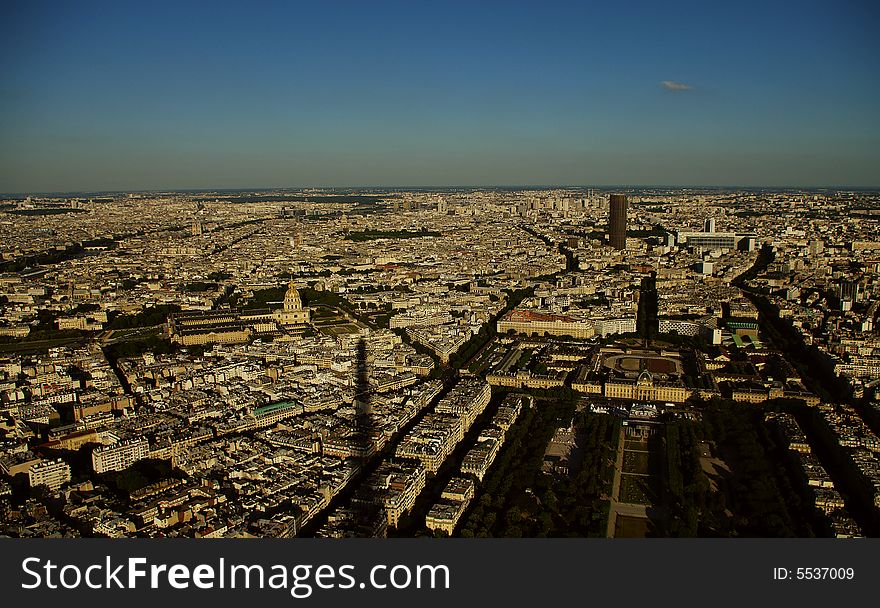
[1,187,878,538]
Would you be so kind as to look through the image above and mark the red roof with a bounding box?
[504,309,576,323]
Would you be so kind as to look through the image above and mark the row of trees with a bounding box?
[104,334,174,361]
[458,396,577,537]
[0,243,86,273]
[664,420,710,536]
[530,412,619,537]
[107,304,181,329]
[180,281,219,293]
[344,228,441,241]
[699,400,823,537]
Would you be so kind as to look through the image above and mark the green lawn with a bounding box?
[619,474,658,506]
[622,451,651,475]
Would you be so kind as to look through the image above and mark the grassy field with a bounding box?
[0,336,84,354]
[311,306,363,337]
[622,451,651,475]
[614,515,651,538]
[619,474,658,506]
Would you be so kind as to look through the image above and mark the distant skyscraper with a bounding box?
[608,194,628,250]
[704,218,716,233]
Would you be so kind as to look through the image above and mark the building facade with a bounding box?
[273,281,312,327]
[92,438,150,474]
[28,459,72,492]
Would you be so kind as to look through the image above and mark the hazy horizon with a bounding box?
[4,183,880,197]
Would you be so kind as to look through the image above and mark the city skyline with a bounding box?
[6,183,880,197]
[2,187,877,539]
[2,0,879,192]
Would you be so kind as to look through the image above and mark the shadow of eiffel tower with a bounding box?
[350,337,384,533]
[355,338,372,425]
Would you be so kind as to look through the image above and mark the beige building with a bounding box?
[0,326,30,338]
[425,500,468,535]
[169,281,309,346]
[487,370,565,389]
[425,477,475,535]
[360,461,426,528]
[174,326,252,346]
[497,309,594,339]
[92,438,150,474]
[604,371,691,403]
[273,281,311,327]
[28,458,71,492]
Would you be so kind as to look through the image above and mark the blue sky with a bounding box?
[1,0,878,192]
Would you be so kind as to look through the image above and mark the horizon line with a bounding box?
[3,183,880,197]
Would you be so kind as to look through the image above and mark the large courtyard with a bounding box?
[602,351,683,379]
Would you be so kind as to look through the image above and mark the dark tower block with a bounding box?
[608,194,628,250]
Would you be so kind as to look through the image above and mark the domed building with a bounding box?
[273,280,311,327]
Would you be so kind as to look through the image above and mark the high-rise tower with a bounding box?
[608,194,628,250]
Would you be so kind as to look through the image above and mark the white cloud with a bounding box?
[660,80,693,91]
